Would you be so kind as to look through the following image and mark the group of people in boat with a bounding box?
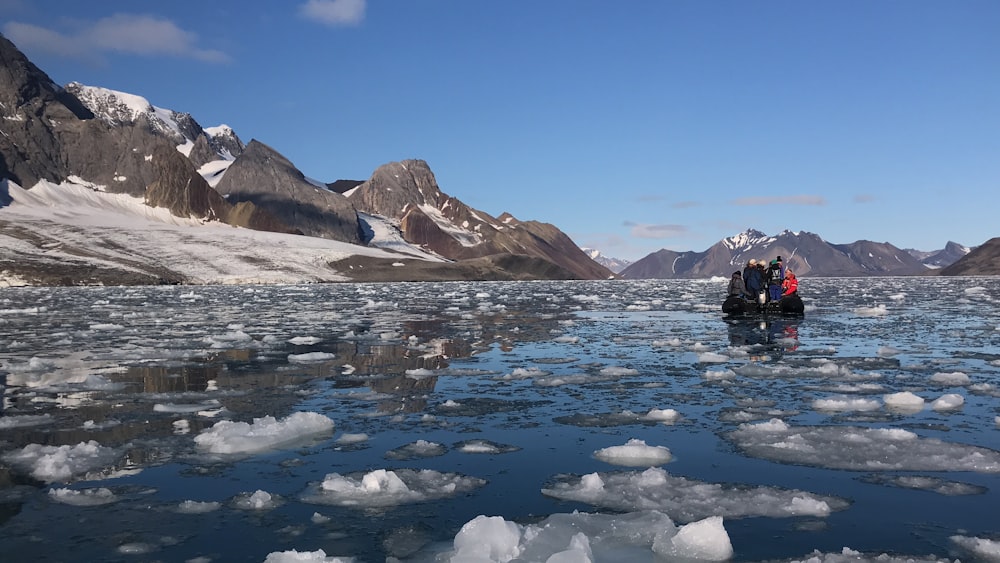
[727,255,798,302]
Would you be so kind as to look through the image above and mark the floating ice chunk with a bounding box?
[287,336,323,345]
[500,367,550,380]
[335,433,369,444]
[541,467,846,522]
[175,500,222,513]
[652,515,733,561]
[203,329,253,348]
[438,510,706,562]
[728,422,1000,472]
[883,391,925,413]
[594,439,673,467]
[931,393,964,411]
[452,515,523,561]
[288,352,336,363]
[698,352,729,363]
[173,420,190,435]
[703,368,736,381]
[930,371,970,386]
[1,440,119,483]
[263,548,353,562]
[644,408,681,423]
[384,440,446,460]
[301,468,486,508]
[404,368,436,380]
[233,489,281,510]
[652,338,683,347]
[877,345,902,357]
[599,366,639,376]
[862,474,986,496]
[812,397,881,412]
[48,487,117,506]
[0,414,53,429]
[455,439,520,454]
[789,547,953,562]
[950,535,1000,561]
[854,304,888,316]
[153,399,221,413]
[194,412,334,455]
[554,335,580,344]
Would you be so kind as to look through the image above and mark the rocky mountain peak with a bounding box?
[65,82,201,145]
[349,159,445,218]
[722,228,773,251]
[213,139,363,244]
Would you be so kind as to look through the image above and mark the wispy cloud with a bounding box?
[2,14,230,64]
[625,222,690,239]
[300,0,366,27]
[730,195,826,206]
[853,194,876,203]
[3,14,230,63]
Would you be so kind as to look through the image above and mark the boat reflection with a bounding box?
[726,317,800,362]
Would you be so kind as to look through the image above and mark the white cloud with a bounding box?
[300,0,366,27]
[730,195,827,206]
[626,222,689,240]
[2,14,230,64]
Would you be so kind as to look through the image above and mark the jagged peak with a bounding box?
[65,82,201,146]
[722,228,774,250]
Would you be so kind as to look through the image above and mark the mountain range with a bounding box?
[618,229,978,279]
[1,33,996,286]
[0,34,610,285]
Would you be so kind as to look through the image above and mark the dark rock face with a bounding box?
[187,134,220,169]
[348,160,612,280]
[143,145,295,234]
[940,237,1000,275]
[213,140,363,244]
[0,35,191,196]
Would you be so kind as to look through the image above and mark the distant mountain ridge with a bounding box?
[617,228,974,279]
[581,248,631,274]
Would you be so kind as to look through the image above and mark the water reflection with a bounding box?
[726,317,800,361]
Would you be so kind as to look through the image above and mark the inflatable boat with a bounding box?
[722,292,804,317]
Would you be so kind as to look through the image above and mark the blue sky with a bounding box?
[3,1,998,260]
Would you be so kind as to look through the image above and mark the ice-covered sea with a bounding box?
[1,277,999,562]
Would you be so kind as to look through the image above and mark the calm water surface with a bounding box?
[0,277,998,561]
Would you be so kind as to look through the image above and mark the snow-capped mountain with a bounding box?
[620,228,941,279]
[0,34,609,285]
[64,82,244,166]
[581,248,632,274]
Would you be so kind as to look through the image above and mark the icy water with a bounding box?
[1,277,999,562]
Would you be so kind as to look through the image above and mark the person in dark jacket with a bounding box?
[728,271,749,298]
[767,256,785,301]
[744,259,765,298]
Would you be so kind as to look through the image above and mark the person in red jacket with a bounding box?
[781,269,798,297]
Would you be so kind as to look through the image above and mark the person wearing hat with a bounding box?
[767,256,785,301]
[743,258,765,298]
